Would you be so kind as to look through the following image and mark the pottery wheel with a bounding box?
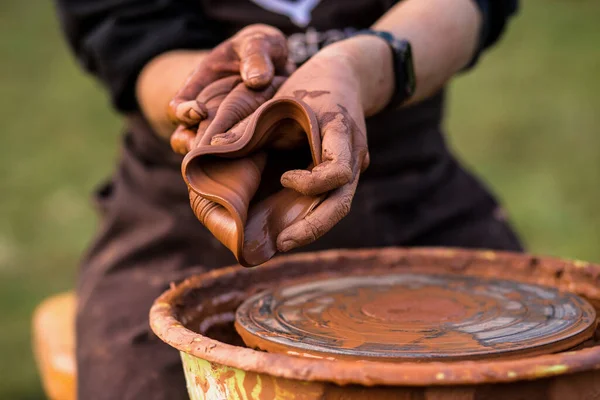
[235,273,597,361]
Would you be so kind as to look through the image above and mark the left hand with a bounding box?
[168,24,291,153]
[207,49,371,252]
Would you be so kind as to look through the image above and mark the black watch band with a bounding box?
[352,29,416,109]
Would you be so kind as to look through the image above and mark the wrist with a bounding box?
[310,42,360,79]
[316,36,394,116]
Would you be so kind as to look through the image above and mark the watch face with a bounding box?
[388,39,416,99]
[397,41,416,96]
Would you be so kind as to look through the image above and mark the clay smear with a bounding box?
[235,274,597,362]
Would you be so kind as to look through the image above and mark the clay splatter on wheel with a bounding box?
[235,273,597,361]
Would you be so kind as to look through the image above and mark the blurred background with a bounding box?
[1,0,599,398]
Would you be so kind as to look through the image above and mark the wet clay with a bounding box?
[234,274,597,362]
[151,248,600,399]
[181,85,324,267]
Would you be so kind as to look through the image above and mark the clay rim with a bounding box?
[150,247,600,387]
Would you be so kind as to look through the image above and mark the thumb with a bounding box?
[234,25,288,89]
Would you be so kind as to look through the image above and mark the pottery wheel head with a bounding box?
[234,273,597,361]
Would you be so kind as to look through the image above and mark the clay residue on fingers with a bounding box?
[182,95,324,266]
[203,76,286,146]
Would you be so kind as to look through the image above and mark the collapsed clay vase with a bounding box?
[181,96,322,267]
[150,248,600,400]
[234,273,596,362]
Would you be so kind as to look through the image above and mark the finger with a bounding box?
[191,76,243,146]
[234,25,288,89]
[277,175,359,252]
[170,125,197,155]
[168,67,208,122]
[280,113,353,195]
[168,66,214,126]
[280,161,352,196]
[196,75,243,105]
[168,100,208,127]
[210,118,250,146]
[168,46,238,125]
[206,76,286,145]
[192,98,229,148]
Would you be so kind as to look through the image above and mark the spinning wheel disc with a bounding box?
[235,274,597,361]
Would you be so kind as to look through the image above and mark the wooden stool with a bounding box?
[32,292,77,400]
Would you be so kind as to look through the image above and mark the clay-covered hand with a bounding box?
[169,24,290,154]
[275,56,370,252]
[174,74,287,154]
[208,52,371,253]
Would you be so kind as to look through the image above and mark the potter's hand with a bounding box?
[136,24,289,144]
[168,25,290,153]
[272,51,371,252]
[206,36,394,252]
[170,24,289,125]
[273,0,483,251]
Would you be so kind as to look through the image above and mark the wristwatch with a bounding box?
[351,29,416,109]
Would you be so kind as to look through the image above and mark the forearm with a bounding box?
[136,50,209,138]
[374,0,481,104]
[316,0,482,116]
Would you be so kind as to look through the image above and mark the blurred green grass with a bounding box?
[0,0,599,398]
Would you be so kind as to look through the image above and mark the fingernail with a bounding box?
[188,108,202,121]
[247,69,261,79]
[178,102,200,124]
[246,70,266,87]
[279,239,296,253]
[280,170,297,180]
[280,175,295,189]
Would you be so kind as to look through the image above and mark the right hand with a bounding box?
[169,24,291,153]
